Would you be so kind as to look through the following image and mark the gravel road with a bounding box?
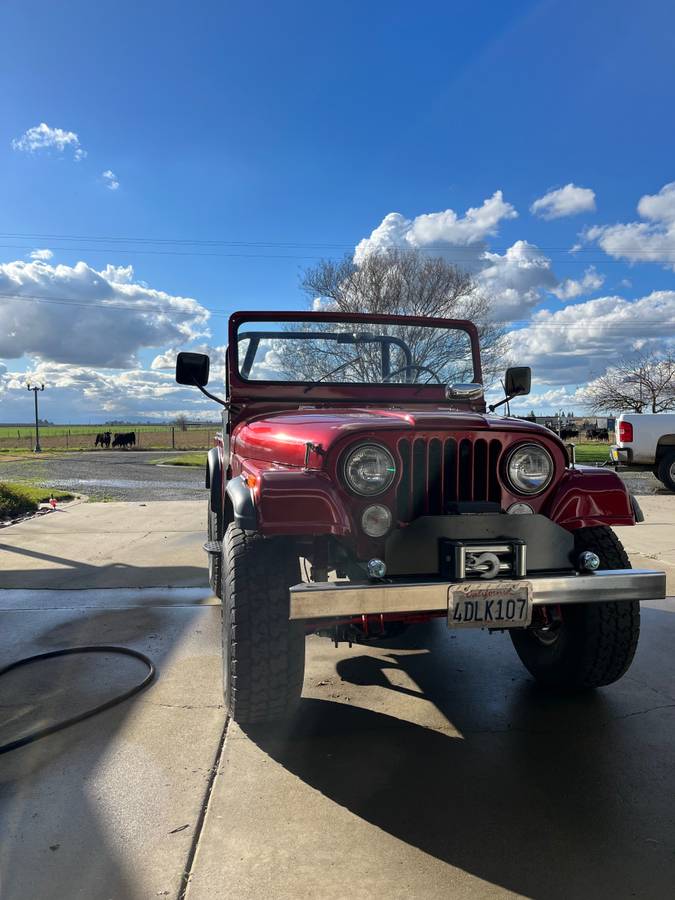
[0,449,667,502]
[0,450,205,501]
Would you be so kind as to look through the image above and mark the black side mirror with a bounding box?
[176,351,210,387]
[505,366,531,397]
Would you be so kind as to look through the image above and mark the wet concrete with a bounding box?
[0,597,224,900]
[0,450,204,501]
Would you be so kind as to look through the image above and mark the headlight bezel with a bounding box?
[504,442,555,496]
[341,442,397,497]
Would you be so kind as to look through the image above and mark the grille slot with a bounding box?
[396,436,503,520]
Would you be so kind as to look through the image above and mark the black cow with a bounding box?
[560,427,579,440]
[585,426,609,441]
[95,431,111,448]
[112,431,136,448]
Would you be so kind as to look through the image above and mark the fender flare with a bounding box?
[225,475,258,531]
[205,447,222,514]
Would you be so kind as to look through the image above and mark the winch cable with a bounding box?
[0,646,156,755]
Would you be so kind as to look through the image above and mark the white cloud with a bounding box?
[353,191,517,264]
[311,297,337,312]
[0,258,209,367]
[476,240,557,317]
[11,122,86,160]
[551,266,605,300]
[0,354,228,421]
[29,248,53,261]
[352,197,606,318]
[102,169,119,191]
[150,343,226,379]
[508,290,675,385]
[587,182,675,269]
[99,263,134,283]
[530,184,596,220]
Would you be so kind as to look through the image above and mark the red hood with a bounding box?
[233,406,560,468]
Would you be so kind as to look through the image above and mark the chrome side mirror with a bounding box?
[445,383,484,401]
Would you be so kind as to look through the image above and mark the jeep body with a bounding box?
[177,310,665,724]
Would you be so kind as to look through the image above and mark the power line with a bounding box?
[1,231,675,260]
[0,290,673,331]
[0,242,670,265]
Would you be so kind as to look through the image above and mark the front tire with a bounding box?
[657,450,675,492]
[510,526,640,689]
[223,524,305,724]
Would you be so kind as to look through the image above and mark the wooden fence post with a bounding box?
[172,426,175,449]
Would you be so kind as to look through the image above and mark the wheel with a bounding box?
[510,526,640,689]
[656,449,675,492]
[222,524,305,724]
[207,506,223,598]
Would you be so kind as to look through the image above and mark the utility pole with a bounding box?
[27,382,45,452]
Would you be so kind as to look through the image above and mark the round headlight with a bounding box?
[343,443,396,496]
[506,444,554,495]
[361,505,392,537]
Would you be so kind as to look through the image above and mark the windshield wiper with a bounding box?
[303,358,362,392]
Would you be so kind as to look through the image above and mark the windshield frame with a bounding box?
[228,310,482,406]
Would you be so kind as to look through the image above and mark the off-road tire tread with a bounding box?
[657,449,675,492]
[223,524,304,723]
[511,526,639,689]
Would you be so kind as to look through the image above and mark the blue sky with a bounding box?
[1,0,674,421]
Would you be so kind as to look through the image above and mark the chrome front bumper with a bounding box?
[289,569,666,620]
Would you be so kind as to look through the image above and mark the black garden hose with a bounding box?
[0,646,156,755]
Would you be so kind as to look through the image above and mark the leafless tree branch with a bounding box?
[582,351,675,414]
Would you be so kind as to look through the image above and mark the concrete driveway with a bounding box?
[0,498,674,899]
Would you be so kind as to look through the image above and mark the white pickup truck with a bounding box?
[611,412,675,491]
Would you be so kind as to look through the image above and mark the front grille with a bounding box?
[396,436,503,520]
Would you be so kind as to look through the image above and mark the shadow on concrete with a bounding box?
[0,540,208,589]
[0,604,213,900]
[248,610,675,899]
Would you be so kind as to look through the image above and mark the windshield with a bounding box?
[235,318,476,387]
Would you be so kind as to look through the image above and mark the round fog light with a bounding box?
[578,551,601,571]
[361,504,392,537]
[507,502,534,515]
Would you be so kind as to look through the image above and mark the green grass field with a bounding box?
[151,452,207,467]
[572,442,612,464]
[0,423,220,451]
[0,424,181,438]
[0,483,76,518]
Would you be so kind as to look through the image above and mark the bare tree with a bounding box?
[299,250,506,386]
[173,413,189,432]
[583,352,675,414]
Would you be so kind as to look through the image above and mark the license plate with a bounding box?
[448,581,532,629]
[610,448,619,461]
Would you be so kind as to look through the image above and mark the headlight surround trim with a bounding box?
[505,442,555,496]
[341,442,397,497]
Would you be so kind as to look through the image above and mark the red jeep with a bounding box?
[176,310,665,724]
